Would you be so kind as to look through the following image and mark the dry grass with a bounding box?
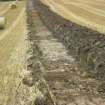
[0,10,25,105]
[0,1,14,16]
[0,1,33,105]
[0,1,12,7]
[0,3,9,12]
[0,1,25,33]
[41,0,105,33]
[0,1,50,105]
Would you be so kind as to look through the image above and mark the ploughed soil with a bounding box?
[26,0,105,105]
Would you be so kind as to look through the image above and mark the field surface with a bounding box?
[1,0,105,105]
[40,0,105,33]
[0,1,36,105]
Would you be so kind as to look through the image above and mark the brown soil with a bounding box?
[26,0,105,105]
[32,0,105,81]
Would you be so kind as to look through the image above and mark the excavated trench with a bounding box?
[32,0,105,81]
[27,0,105,105]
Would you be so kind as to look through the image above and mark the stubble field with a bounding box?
[40,0,105,33]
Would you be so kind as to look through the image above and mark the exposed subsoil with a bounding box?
[32,0,105,81]
[27,0,105,105]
